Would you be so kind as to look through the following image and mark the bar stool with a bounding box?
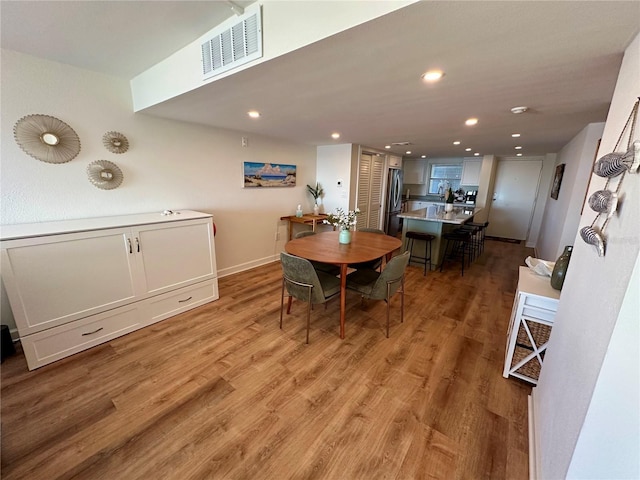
[465,221,489,254]
[454,224,481,261]
[440,230,472,276]
[405,231,434,275]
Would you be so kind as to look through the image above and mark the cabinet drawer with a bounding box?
[523,294,558,311]
[144,279,218,324]
[22,305,142,370]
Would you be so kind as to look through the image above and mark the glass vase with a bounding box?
[551,245,573,290]
[339,228,351,244]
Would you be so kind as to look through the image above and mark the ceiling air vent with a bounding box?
[201,7,262,80]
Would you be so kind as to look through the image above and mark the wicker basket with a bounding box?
[511,320,551,380]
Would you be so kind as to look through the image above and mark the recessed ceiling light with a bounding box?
[453,141,461,145]
[421,70,444,82]
[465,118,478,126]
[512,133,521,137]
[516,153,523,156]
[474,152,480,156]
[247,110,260,118]
[331,132,340,139]
[510,106,528,114]
[515,146,522,150]
[465,147,472,151]
[384,145,391,149]
[421,155,426,158]
[405,151,412,155]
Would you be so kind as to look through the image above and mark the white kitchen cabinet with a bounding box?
[407,200,429,211]
[461,158,482,185]
[403,159,427,184]
[1,210,218,370]
[503,266,559,384]
[388,155,402,169]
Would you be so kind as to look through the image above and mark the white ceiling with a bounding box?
[2,1,639,159]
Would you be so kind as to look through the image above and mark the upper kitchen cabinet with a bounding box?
[461,158,482,185]
[403,159,426,184]
[388,155,402,169]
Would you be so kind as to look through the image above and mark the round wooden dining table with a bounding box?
[284,230,403,338]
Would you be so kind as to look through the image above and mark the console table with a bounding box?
[280,213,329,240]
[503,266,560,384]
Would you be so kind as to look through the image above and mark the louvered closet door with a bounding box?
[356,154,372,230]
[368,156,385,229]
[356,153,385,230]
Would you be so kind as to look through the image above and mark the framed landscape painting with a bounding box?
[243,162,296,188]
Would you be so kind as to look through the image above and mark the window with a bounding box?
[428,164,463,195]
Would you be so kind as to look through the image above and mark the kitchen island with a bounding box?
[398,205,482,270]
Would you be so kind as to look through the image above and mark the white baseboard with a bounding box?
[217,255,279,278]
[528,392,541,480]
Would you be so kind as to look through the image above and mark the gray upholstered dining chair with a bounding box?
[294,230,341,276]
[280,252,341,343]
[345,251,410,338]
[348,227,386,271]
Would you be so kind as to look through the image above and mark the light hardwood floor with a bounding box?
[1,239,534,479]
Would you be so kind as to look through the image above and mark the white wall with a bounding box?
[536,123,604,261]
[533,32,640,479]
[1,49,319,328]
[566,254,639,479]
[316,144,356,214]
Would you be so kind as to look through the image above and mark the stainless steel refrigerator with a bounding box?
[384,167,403,237]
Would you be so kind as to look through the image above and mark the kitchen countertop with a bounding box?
[398,205,481,224]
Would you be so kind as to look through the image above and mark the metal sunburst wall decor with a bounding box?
[581,97,640,257]
[13,114,81,164]
[87,160,123,190]
[102,131,129,154]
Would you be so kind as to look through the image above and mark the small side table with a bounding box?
[280,213,329,240]
[503,266,560,384]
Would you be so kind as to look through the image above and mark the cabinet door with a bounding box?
[403,159,426,184]
[1,227,137,335]
[388,155,402,168]
[461,159,481,185]
[134,219,216,296]
[356,153,385,230]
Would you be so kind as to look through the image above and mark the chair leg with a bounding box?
[306,287,312,344]
[287,295,293,314]
[386,283,391,338]
[400,276,405,325]
[280,277,285,329]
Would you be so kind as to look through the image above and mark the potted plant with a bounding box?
[445,187,454,212]
[306,182,324,215]
[324,207,360,244]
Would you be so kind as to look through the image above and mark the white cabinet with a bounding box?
[403,159,427,184]
[407,201,429,211]
[503,267,559,384]
[1,210,218,370]
[388,155,402,168]
[461,158,481,185]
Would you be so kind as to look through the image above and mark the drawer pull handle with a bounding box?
[127,238,132,254]
[178,296,193,303]
[136,237,140,252]
[81,327,104,336]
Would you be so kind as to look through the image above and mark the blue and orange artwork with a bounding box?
[243,162,296,187]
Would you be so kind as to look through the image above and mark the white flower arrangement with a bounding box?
[324,207,360,231]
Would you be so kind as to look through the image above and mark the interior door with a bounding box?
[487,159,542,240]
[356,152,385,230]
